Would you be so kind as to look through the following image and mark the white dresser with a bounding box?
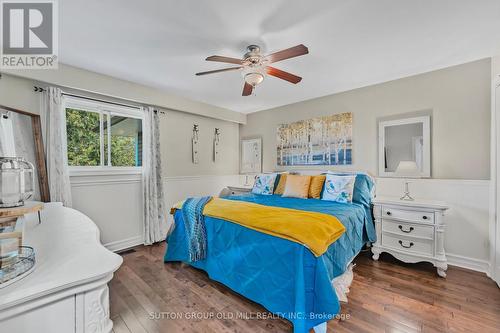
[0,203,123,333]
[371,197,449,277]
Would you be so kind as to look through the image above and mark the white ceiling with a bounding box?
[60,0,500,114]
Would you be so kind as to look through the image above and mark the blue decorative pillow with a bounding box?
[322,174,356,203]
[324,172,375,207]
[252,173,277,195]
[352,173,375,207]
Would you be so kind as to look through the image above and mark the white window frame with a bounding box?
[63,96,144,176]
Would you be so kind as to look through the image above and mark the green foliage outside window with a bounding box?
[66,108,100,166]
[66,108,142,167]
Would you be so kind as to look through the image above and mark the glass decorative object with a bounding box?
[0,246,35,287]
[0,157,35,208]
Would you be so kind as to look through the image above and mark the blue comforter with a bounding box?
[165,194,375,332]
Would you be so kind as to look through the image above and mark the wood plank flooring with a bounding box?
[110,242,500,333]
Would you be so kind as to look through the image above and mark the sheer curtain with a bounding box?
[142,107,168,245]
[0,110,16,156]
[40,87,72,207]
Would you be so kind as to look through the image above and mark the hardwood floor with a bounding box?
[110,242,500,333]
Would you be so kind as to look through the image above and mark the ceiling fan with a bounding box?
[195,44,309,96]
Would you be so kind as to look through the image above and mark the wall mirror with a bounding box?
[378,115,431,177]
[0,105,50,201]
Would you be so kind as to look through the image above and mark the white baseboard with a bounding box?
[447,253,491,275]
[104,235,143,252]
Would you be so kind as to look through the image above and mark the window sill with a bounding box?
[69,167,142,177]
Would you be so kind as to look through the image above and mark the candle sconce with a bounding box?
[213,128,221,162]
[192,124,199,164]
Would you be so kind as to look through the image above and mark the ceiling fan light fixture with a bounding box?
[196,44,308,96]
[244,72,264,87]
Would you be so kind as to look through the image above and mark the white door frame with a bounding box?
[490,75,500,286]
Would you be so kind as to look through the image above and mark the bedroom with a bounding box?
[0,0,499,332]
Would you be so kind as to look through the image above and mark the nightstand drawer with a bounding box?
[382,233,433,256]
[382,207,434,224]
[226,186,252,196]
[382,219,434,240]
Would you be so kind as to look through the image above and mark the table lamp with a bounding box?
[395,161,420,201]
[243,173,256,186]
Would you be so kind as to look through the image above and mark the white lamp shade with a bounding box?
[395,161,420,177]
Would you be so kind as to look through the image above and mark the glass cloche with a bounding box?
[0,157,35,208]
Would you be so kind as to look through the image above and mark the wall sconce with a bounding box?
[213,128,221,162]
[192,124,199,164]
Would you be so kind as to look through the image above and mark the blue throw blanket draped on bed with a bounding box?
[181,196,212,262]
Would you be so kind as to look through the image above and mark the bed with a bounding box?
[164,174,376,333]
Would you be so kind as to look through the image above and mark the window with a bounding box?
[64,97,143,170]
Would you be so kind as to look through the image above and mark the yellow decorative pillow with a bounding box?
[282,175,312,199]
[308,175,326,199]
[274,173,288,195]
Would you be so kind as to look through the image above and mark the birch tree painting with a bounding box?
[277,113,352,166]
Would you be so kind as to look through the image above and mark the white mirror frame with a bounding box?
[378,115,431,178]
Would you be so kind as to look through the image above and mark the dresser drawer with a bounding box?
[382,233,433,256]
[382,207,434,224]
[382,219,434,240]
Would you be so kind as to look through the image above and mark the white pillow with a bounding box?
[251,173,277,195]
[322,174,356,203]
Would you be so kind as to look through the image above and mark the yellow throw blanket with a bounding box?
[172,198,346,257]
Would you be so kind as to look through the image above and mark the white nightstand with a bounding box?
[371,196,449,277]
[226,185,253,196]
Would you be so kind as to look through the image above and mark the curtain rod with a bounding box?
[62,91,142,110]
[33,85,166,115]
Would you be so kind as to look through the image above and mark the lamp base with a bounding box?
[400,180,415,201]
[243,175,252,186]
[400,192,415,201]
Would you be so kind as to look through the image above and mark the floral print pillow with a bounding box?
[322,174,356,203]
[251,173,277,195]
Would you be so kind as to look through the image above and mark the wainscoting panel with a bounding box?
[375,178,491,273]
[164,175,240,229]
[277,170,491,273]
[71,172,490,274]
[70,174,239,252]
[70,174,143,251]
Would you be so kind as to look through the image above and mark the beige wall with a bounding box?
[241,59,491,180]
[160,109,239,177]
[0,70,240,250]
[492,56,500,79]
[0,74,40,114]
[0,72,240,177]
[2,64,246,123]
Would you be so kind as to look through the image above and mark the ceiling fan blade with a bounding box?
[206,55,244,64]
[266,66,302,84]
[195,66,242,76]
[264,44,308,64]
[242,82,253,96]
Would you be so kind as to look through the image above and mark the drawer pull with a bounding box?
[398,240,414,249]
[422,216,428,220]
[398,225,414,233]
[386,211,392,216]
